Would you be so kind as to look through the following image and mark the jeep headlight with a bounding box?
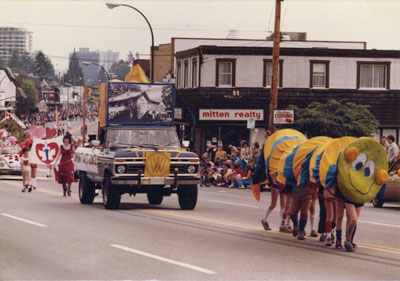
[187,165,196,174]
[116,165,126,174]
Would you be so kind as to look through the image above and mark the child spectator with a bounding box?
[20,147,32,192]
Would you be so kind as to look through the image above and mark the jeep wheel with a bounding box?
[372,197,384,208]
[178,185,198,210]
[79,173,95,204]
[102,175,121,209]
[147,186,164,205]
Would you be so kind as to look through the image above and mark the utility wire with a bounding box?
[0,21,269,34]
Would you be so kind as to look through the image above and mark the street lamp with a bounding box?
[106,2,154,81]
[82,61,110,81]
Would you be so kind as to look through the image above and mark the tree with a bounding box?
[287,99,379,138]
[63,50,84,86]
[34,51,55,81]
[110,60,130,80]
[17,79,39,115]
[20,51,35,75]
[8,51,24,74]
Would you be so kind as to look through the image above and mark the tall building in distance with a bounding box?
[72,48,119,85]
[0,27,33,63]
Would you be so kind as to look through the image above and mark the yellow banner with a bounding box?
[144,152,171,177]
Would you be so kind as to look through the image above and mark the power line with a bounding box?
[0,21,269,34]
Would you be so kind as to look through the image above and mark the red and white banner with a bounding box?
[29,136,63,165]
[199,109,263,121]
[273,110,294,124]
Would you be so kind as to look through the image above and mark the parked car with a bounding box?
[0,146,22,180]
[372,158,400,207]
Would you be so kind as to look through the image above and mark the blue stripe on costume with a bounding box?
[252,143,267,185]
[324,151,340,188]
[312,151,324,183]
[265,135,302,183]
[283,144,302,188]
[299,147,318,186]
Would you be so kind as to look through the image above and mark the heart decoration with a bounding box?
[35,141,60,165]
[46,127,57,139]
[29,126,46,139]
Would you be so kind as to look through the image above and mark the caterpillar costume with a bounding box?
[252,130,389,203]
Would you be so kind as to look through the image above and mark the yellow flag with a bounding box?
[124,64,150,83]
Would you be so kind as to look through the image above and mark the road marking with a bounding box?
[110,244,216,275]
[2,180,400,255]
[208,200,259,208]
[143,209,400,255]
[358,220,400,228]
[1,213,47,228]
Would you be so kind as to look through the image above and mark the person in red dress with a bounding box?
[54,133,77,197]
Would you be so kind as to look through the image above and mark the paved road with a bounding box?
[1,170,399,280]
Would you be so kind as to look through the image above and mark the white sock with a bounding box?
[280,209,284,221]
[310,214,315,231]
[32,178,36,187]
[264,207,273,221]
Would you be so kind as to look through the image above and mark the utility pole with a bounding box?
[268,0,283,132]
[82,87,86,146]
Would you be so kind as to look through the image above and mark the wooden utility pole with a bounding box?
[268,0,283,132]
[82,87,86,146]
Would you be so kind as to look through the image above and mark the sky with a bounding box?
[1,0,399,73]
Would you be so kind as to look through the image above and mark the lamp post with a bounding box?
[106,2,154,81]
[82,61,110,81]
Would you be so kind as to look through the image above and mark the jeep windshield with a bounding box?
[106,128,181,148]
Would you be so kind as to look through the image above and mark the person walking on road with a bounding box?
[20,147,32,192]
[54,133,77,197]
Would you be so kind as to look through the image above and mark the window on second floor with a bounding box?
[357,62,390,89]
[176,62,181,88]
[192,59,198,88]
[216,59,236,87]
[183,60,189,88]
[310,61,329,88]
[263,59,283,87]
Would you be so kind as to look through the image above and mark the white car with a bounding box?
[0,146,22,179]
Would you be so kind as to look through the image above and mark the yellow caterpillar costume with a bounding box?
[252,130,388,204]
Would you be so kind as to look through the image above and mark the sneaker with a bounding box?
[28,186,32,192]
[319,233,327,242]
[279,225,287,232]
[310,230,319,237]
[325,236,332,247]
[261,219,271,231]
[297,232,305,240]
[335,240,343,249]
[21,187,26,192]
[344,241,355,252]
[285,225,293,233]
[292,226,299,237]
[33,186,36,190]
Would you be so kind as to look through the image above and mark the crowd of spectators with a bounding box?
[199,140,262,189]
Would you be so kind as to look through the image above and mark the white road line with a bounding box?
[208,200,259,208]
[358,220,400,228]
[1,213,47,228]
[110,244,216,275]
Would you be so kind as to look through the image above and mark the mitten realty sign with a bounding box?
[199,109,264,121]
[29,137,63,165]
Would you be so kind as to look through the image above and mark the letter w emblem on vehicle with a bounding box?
[144,152,171,177]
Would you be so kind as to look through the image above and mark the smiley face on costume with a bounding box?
[337,137,388,204]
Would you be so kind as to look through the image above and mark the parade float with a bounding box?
[74,65,200,210]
